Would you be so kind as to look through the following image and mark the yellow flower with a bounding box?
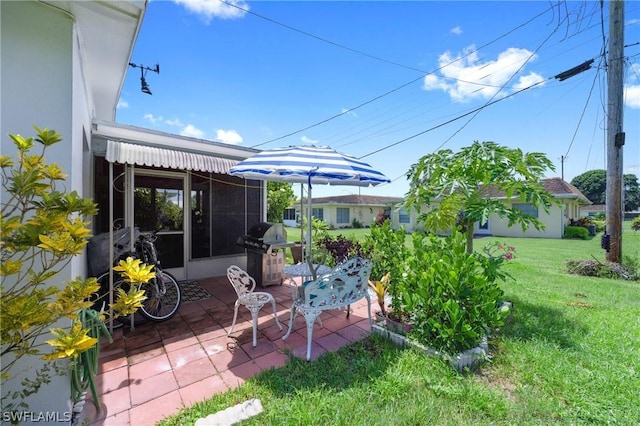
[43,321,98,360]
[113,257,156,285]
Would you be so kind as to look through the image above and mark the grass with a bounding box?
[159,226,640,425]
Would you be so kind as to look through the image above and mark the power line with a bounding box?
[245,2,556,148]
[359,47,605,162]
[434,12,566,153]
[359,78,549,160]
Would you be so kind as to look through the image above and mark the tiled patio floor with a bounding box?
[86,274,374,425]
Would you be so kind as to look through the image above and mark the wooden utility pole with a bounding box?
[605,0,625,263]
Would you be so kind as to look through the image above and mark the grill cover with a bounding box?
[237,222,290,252]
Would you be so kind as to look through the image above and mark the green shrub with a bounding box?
[632,216,640,231]
[403,232,511,354]
[564,225,589,239]
[363,220,410,314]
[592,219,605,233]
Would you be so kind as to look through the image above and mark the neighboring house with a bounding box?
[581,204,606,218]
[284,194,403,229]
[1,1,264,415]
[390,177,591,238]
[480,177,591,239]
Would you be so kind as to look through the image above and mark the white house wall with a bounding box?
[489,203,565,239]
[1,1,86,418]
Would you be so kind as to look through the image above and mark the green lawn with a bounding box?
[160,226,640,425]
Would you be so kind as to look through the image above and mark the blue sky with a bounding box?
[116,1,640,199]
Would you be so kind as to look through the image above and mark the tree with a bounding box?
[623,174,640,212]
[405,141,556,253]
[0,127,150,413]
[570,170,606,204]
[266,181,295,223]
[570,170,640,211]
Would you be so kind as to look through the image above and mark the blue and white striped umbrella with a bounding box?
[229,145,390,269]
[229,145,390,187]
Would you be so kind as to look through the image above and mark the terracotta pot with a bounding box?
[385,312,412,334]
[290,243,303,264]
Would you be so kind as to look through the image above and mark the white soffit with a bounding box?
[106,140,238,174]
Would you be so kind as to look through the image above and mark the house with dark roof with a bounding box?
[418,177,591,239]
[284,194,403,229]
[581,204,606,218]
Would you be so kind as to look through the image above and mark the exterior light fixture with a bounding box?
[128,62,160,95]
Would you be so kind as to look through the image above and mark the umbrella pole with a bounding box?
[300,183,304,261]
[306,176,315,279]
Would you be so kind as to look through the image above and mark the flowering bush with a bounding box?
[478,242,516,284]
[315,234,371,267]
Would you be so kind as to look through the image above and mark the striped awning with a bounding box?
[105,140,238,174]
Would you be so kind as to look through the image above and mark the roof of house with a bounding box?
[480,177,591,205]
[581,204,606,212]
[299,194,404,206]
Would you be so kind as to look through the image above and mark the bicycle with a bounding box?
[90,228,182,325]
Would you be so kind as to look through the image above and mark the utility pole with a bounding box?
[559,155,567,181]
[605,0,625,263]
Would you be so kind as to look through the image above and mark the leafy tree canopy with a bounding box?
[267,181,295,223]
[405,141,556,252]
[570,170,639,211]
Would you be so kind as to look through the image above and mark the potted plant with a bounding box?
[368,272,390,321]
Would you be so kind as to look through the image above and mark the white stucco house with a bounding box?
[1,1,265,419]
[389,177,591,238]
[284,194,403,230]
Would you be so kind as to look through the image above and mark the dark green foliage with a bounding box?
[315,234,370,267]
[571,170,606,204]
[404,232,510,354]
[632,217,640,232]
[571,170,640,211]
[363,220,410,313]
[564,226,590,239]
[267,181,295,223]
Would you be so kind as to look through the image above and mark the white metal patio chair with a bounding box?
[226,265,282,347]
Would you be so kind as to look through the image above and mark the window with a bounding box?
[312,208,324,221]
[337,207,350,224]
[513,203,538,218]
[283,208,296,221]
[398,207,410,224]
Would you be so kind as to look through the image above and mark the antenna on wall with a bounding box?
[128,62,160,95]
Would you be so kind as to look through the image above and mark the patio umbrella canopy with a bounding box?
[229,145,390,267]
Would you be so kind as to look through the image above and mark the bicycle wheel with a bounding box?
[138,271,182,322]
[93,271,148,326]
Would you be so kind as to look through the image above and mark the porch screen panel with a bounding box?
[93,157,125,234]
[210,175,262,256]
[191,172,211,259]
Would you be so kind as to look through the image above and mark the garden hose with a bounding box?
[70,308,112,409]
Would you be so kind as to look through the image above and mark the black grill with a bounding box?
[237,222,294,286]
[237,222,293,254]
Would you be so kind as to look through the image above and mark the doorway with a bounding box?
[133,171,186,280]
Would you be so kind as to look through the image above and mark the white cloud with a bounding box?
[215,129,243,145]
[165,118,184,127]
[144,113,163,125]
[513,72,545,91]
[173,0,248,23]
[301,135,319,145]
[624,85,640,109]
[180,124,205,139]
[423,44,543,102]
[450,26,463,35]
[117,99,129,109]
